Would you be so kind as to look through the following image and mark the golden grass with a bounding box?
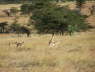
[0,16,30,24]
[0,4,21,10]
[0,29,95,72]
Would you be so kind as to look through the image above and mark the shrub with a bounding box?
[20,26,31,37]
[0,22,8,33]
[10,23,31,37]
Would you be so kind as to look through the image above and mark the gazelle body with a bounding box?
[15,41,24,47]
[49,41,56,47]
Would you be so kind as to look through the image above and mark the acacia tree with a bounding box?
[28,0,88,44]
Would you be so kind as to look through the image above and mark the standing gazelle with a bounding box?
[48,33,60,47]
[15,41,24,48]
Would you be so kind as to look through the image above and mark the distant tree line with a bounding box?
[0,0,32,4]
[0,0,94,4]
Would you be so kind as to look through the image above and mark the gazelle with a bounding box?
[48,34,60,48]
[9,41,24,48]
[14,41,24,47]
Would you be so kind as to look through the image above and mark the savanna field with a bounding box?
[0,1,95,72]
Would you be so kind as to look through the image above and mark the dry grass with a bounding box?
[0,4,21,10]
[0,29,95,72]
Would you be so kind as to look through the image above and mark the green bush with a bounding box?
[0,22,8,33]
[10,23,31,37]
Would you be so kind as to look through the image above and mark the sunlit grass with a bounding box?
[0,29,95,72]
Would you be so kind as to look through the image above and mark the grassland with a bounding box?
[0,29,95,72]
[0,1,95,72]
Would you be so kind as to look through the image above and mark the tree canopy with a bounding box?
[29,0,88,35]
